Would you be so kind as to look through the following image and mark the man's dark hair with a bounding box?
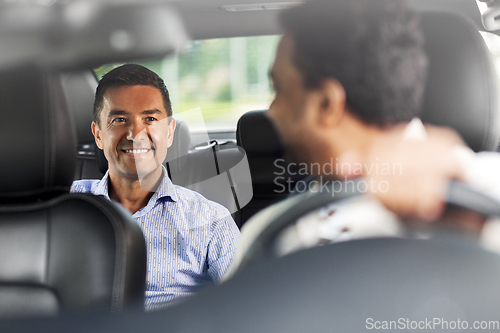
[280,0,427,127]
[93,64,172,125]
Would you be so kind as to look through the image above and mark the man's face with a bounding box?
[268,32,326,165]
[92,85,175,181]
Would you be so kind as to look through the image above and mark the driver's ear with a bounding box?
[316,78,347,129]
[92,121,103,150]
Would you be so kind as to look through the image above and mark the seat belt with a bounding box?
[210,140,241,213]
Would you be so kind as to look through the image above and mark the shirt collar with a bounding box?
[95,165,178,202]
[153,165,178,203]
[94,170,111,199]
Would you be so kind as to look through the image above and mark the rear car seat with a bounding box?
[61,71,103,180]
[172,141,252,228]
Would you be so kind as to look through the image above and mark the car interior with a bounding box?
[2,0,500,331]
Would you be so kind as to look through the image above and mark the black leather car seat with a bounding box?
[0,64,147,318]
[170,140,252,228]
[420,12,500,151]
[236,110,306,225]
[61,71,104,180]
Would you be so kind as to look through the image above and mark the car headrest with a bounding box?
[164,119,191,163]
[420,12,500,152]
[96,119,191,174]
[0,64,76,198]
[237,110,284,155]
[61,71,98,144]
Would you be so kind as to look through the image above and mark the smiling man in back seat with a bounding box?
[71,64,240,310]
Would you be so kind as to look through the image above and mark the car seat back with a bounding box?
[170,140,252,228]
[0,64,146,318]
[420,12,500,151]
[61,71,104,180]
[236,110,306,224]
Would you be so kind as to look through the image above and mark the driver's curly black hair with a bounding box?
[279,0,427,127]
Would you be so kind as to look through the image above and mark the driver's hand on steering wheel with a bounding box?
[339,123,466,222]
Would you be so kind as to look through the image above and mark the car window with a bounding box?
[94,35,280,133]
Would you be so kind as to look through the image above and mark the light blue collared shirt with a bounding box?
[70,167,240,310]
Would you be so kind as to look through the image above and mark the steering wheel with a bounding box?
[237,179,500,272]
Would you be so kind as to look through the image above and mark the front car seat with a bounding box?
[236,110,306,225]
[420,11,500,151]
[0,64,147,318]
